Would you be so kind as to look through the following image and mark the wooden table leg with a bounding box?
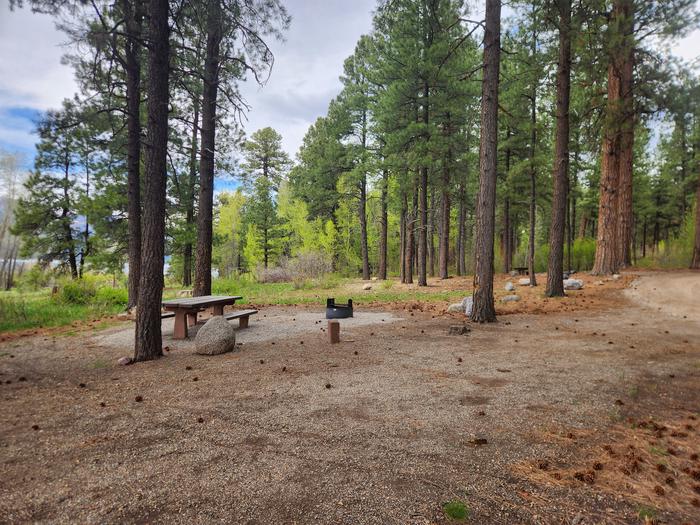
[212,304,224,316]
[173,310,188,339]
[187,311,197,327]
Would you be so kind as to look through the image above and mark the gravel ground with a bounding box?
[0,271,699,524]
[94,310,403,351]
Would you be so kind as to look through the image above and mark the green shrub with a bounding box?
[95,286,128,306]
[443,499,470,521]
[58,279,97,305]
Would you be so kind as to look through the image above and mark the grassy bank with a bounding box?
[0,290,125,333]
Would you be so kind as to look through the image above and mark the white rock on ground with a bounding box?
[501,295,521,302]
[362,283,372,290]
[563,278,584,290]
[462,296,473,316]
[195,316,237,356]
[504,282,515,292]
[518,278,531,286]
[447,303,464,313]
[117,356,132,366]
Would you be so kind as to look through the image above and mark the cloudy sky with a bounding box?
[1,0,699,167]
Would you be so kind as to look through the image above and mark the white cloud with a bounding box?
[0,1,78,111]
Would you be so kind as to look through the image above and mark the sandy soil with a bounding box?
[0,271,699,524]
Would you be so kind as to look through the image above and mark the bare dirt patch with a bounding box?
[1,271,699,524]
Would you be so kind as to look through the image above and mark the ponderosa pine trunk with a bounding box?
[456,182,465,276]
[691,164,700,268]
[359,176,370,280]
[471,0,501,323]
[400,193,407,282]
[592,0,633,275]
[546,0,571,297]
[617,32,634,269]
[527,21,538,287]
[418,84,429,287]
[378,169,388,280]
[124,0,142,310]
[183,96,200,288]
[439,118,451,279]
[428,191,435,277]
[194,0,222,296]
[134,0,169,362]
[61,153,78,279]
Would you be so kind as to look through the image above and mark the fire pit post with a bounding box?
[328,320,340,344]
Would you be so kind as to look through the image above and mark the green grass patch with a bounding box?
[636,505,657,520]
[0,290,123,333]
[442,499,470,521]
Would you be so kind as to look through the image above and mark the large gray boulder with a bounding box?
[195,316,237,355]
[563,278,584,290]
[504,281,515,292]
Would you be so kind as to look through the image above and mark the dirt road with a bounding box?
[1,271,698,524]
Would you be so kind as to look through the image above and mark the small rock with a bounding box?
[504,282,515,292]
[362,283,372,290]
[447,303,464,313]
[563,278,583,290]
[501,295,520,303]
[612,274,621,280]
[462,296,473,316]
[448,325,470,336]
[468,437,488,446]
[518,278,531,286]
[117,356,132,366]
[509,270,518,277]
[195,316,236,356]
[595,280,605,286]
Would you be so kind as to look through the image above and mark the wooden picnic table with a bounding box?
[162,295,242,339]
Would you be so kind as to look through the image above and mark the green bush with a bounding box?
[58,279,97,305]
[95,286,128,306]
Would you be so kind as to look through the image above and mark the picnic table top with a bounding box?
[162,295,242,308]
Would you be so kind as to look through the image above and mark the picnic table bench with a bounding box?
[162,295,245,339]
[514,266,529,275]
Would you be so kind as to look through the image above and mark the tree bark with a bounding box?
[471,0,501,323]
[133,0,170,362]
[546,0,571,297]
[400,192,407,283]
[359,176,370,279]
[418,83,429,287]
[439,129,451,279]
[183,96,200,288]
[527,20,538,287]
[123,0,142,310]
[194,0,223,296]
[62,153,78,279]
[428,190,435,277]
[617,4,635,268]
[592,0,633,275]
[691,163,700,268]
[378,169,388,280]
[456,182,465,276]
